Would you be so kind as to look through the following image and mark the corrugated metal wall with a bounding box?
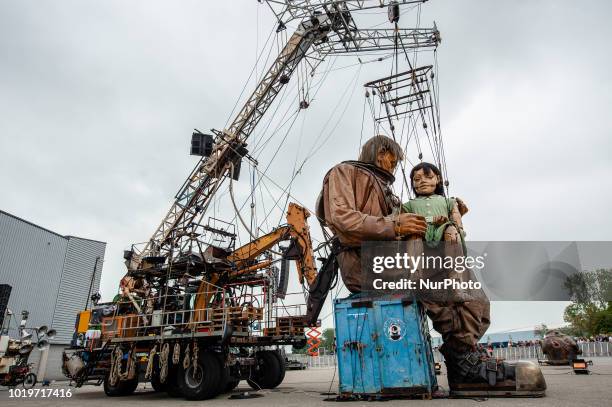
[0,211,105,346]
[51,236,105,344]
[0,212,67,339]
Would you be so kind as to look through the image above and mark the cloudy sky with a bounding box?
[1,0,611,334]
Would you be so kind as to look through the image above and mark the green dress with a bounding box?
[403,194,457,245]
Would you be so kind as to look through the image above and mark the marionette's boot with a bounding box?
[440,344,546,398]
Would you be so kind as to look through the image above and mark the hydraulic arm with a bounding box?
[192,203,318,322]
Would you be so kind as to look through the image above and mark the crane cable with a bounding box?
[255,65,362,232]
[229,162,257,242]
[229,161,282,256]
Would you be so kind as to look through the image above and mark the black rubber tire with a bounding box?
[103,372,138,397]
[215,353,238,393]
[22,373,37,389]
[178,351,222,400]
[149,354,167,393]
[150,375,166,392]
[247,351,284,389]
[103,372,122,397]
[165,366,183,398]
[269,350,286,385]
[121,376,139,395]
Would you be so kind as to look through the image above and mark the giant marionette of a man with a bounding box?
[316,135,546,397]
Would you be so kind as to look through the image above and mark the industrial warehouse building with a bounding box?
[0,210,106,380]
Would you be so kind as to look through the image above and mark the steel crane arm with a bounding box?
[227,226,291,268]
[192,203,317,322]
[265,0,430,25]
[316,28,440,55]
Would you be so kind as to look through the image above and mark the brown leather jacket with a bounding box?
[316,161,400,292]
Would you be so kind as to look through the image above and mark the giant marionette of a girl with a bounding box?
[403,162,468,248]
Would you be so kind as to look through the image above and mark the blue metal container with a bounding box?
[334,295,437,398]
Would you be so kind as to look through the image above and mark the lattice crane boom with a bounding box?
[265,0,430,25]
[137,17,332,264]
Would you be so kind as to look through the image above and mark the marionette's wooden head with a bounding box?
[358,135,404,174]
[376,150,398,173]
[410,162,445,196]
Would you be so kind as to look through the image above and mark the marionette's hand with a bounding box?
[432,215,448,226]
[397,213,427,237]
[456,197,468,216]
[444,225,460,243]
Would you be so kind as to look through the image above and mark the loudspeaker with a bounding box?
[191,132,214,157]
[37,339,49,350]
[46,329,57,340]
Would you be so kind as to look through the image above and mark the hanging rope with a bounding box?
[359,90,368,152]
[229,162,257,240]
[226,58,342,231]
[253,60,361,231]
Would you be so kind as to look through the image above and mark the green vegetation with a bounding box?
[563,268,612,336]
[534,324,548,339]
[320,328,335,352]
[291,328,336,354]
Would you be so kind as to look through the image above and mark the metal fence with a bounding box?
[288,342,612,368]
[289,354,337,368]
[576,342,612,357]
[433,343,612,362]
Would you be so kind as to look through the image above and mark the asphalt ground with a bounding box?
[1,357,611,407]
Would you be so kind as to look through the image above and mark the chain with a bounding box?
[191,342,199,378]
[126,349,137,380]
[109,347,122,386]
[172,342,181,365]
[145,345,157,380]
[183,345,191,370]
[159,342,170,383]
[109,346,136,385]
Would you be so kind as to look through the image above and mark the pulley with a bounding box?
[388,1,400,24]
